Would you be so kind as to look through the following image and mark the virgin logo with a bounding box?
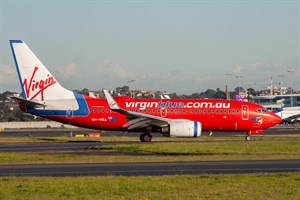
[23,66,57,101]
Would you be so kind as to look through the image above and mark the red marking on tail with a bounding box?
[23,66,57,101]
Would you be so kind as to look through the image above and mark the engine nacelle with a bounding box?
[165,119,202,137]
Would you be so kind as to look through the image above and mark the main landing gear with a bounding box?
[140,132,152,142]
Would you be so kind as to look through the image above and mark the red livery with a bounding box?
[10,40,282,142]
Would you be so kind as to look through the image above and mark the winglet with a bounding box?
[103,90,121,110]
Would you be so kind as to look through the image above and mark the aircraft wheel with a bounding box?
[245,135,251,141]
[140,133,152,142]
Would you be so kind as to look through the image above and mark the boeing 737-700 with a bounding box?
[9,40,282,141]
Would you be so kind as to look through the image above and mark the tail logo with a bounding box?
[23,66,57,101]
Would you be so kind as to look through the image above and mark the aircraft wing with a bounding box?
[10,96,46,108]
[103,90,169,130]
[273,107,300,122]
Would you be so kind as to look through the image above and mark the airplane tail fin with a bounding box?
[235,94,245,102]
[10,40,72,101]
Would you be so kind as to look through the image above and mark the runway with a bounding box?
[1,125,299,152]
[0,160,299,176]
[0,126,299,177]
[0,142,104,152]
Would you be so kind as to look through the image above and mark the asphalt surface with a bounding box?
[0,160,299,176]
[0,125,299,152]
[0,125,299,177]
[0,142,104,152]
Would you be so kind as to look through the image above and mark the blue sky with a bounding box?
[1,0,299,94]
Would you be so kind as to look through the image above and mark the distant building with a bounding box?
[115,86,130,96]
[253,94,300,108]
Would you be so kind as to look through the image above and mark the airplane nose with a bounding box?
[272,114,282,125]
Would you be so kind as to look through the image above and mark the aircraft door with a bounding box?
[160,107,167,117]
[242,105,249,120]
[66,105,73,120]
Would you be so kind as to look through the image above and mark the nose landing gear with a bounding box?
[245,135,251,141]
[245,130,263,141]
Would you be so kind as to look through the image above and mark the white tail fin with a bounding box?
[10,40,73,101]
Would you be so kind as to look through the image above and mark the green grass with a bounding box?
[0,136,299,164]
[89,138,300,158]
[0,173,299,200]
[0,135,299,199]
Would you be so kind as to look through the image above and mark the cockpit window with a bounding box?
[258,108,267,113]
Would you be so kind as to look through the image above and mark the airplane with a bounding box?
[9,40,282,142]
[269,107,300,124]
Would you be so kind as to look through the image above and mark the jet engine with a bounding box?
[163,119,202,137]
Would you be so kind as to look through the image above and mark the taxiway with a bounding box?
[0,160,299,177]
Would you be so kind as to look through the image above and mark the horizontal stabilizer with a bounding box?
[10,96,46,108]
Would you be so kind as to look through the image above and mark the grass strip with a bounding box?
[0,136,299,164]
[89,140,300,156]
[0,173,299,200]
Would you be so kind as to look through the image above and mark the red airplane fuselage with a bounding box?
[38,95,280,134]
